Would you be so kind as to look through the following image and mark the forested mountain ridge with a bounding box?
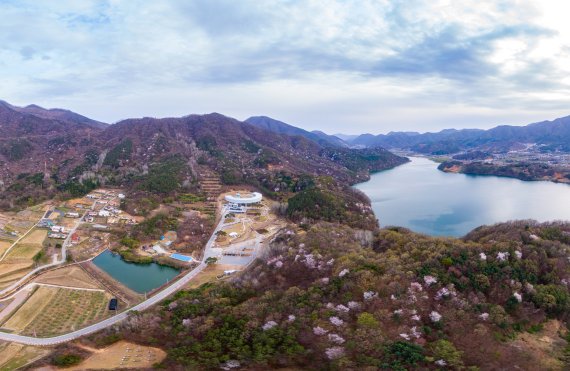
[246,115,348,148]
[0,101,407,211]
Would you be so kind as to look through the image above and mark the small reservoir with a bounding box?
[92,250,180,293]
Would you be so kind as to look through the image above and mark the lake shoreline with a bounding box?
[354,156,570,237]
[438,160,570,185]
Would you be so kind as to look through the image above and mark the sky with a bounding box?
[1,0,570,134]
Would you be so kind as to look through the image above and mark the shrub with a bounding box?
[428,340,464,368]
[382,341,425,370]
[357,312,379,328]
[532,284,570,314]
[52,353,82,367]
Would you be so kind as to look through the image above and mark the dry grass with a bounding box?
[0,262,33,279]
[510,320,567,370]
[35,266,102,290]
[19,229,47,245]
[2,286,57,332]
[0,240,13,256]
[5,244,42,261]
[185,264,242,289]
[0,262,33,290]
[222,223,244,235]
[68,341,166,370]
[0,342,50,370]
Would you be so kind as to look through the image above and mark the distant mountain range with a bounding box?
[250,114,570,154]
[344,116,570,154]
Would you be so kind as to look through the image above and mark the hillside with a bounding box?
[77,220,570,370]
[246,116,348,148]
[0,102,407,211]
[350,115,570,154]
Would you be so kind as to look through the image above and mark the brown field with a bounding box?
[4,243,42,261]
[35,266,102,290]
[20,229,47,245]
[2,285,112,336]
[1,286,57,332]
[0,262,34,280]
[0,342,49,371]
[185,264,242,289]
[0,240,12,256]
[68,341,166,370]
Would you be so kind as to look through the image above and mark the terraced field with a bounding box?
[0,262,34,290]
[4,229,46,261]
[0,240,13,256]
[1,286,112,337]
[36,266,102,290]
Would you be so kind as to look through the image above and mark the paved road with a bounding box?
[0,207,227,346]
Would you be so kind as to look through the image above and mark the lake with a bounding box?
[354,156,570,237]
[92,250,180,293]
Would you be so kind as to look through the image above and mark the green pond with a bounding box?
[355,156,570,237]
[92,250,180,293]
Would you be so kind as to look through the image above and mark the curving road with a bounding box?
[0,207,227,346]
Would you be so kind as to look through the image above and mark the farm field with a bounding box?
[1,286,57,332]
[35,266,102,290]
[0,262,34,290]
[19,229,47,246]
[2,229,47,265]
[0,342,49,371]
[1,286,112,336]
[0,240,12,256]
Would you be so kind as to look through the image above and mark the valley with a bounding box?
[2,101,570,370]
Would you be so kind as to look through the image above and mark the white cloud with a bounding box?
[0,0,569,133]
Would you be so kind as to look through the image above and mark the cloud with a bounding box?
[0,0,569,133]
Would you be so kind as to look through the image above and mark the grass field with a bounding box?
[4,243,42,261]
[0,342,49,371]
[19,229,47,245]
[2,285,111,336]
[3,229,47,263]
[1,286,57,332]
[36,266,102,290]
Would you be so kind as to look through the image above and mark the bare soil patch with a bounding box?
[67,340,166,370]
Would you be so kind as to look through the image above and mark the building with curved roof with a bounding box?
[224,192,262,205]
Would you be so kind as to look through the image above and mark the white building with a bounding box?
[98,210,111,217]
[224,192,262,213]
[224,192,262,205]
